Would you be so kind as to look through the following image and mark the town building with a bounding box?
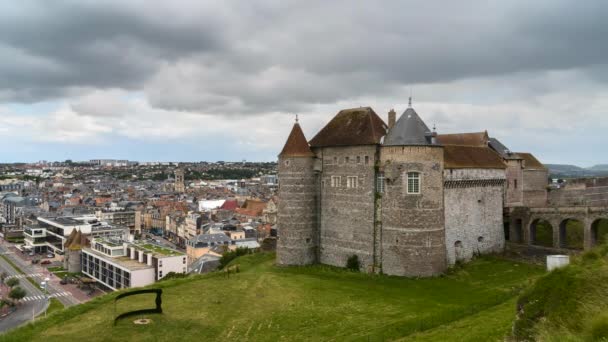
[81,237,187,290]
[24,215,128,254]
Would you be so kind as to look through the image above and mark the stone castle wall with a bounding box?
[276,156,318,265]
[379,146,446,276]
[315,145,378,271]
[523,169,549,207]
[504,159,524,206]
[444,168,505,265]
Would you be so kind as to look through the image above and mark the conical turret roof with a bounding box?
[384,107,432,146]
[279,121,315,157]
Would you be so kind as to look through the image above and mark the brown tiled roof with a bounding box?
[437,131,489,147]
[309,107,387,147]
[444,145,507,169]
[517,152,547,170]
[241,199,266,215]
[279,123,315,157]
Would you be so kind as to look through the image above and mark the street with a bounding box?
[0,252,48,333]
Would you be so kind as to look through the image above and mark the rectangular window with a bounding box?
[345,156,350,163]
[514,179,518,189]
[356,156,361,164]
[376,173,385,193]
[407,172,420,194]
[364,156,369,165]
[333,157,338,164]
[331,176,341,187]
[346,176,358,188]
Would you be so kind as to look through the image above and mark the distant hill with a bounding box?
[588,164,608,171]
[546,164,608,178]
[545,164,585,173]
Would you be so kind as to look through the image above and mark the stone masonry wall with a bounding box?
[444,168,505,265]
[316,145,377,271]
[505,160,524,207]
[523,169,549,207]
[379,146,446,276]
[276,156,318,265]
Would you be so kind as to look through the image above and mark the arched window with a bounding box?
[407,172,420,194]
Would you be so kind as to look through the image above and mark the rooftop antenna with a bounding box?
[408,87,413,108]
[433,124,437,133]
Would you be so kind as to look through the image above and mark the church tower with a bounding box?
[174,168,185,193]
[277,117,318,266]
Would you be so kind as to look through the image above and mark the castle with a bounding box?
[277,100,548,276]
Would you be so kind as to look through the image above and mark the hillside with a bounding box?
[2,253,542,342]
[589,164,608,171]
[547,164,608,177]
[514,245,608,341]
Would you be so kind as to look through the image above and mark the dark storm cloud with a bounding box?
[1,0,608,110]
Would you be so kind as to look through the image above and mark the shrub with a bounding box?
[160,272,189,281]
[9,287,26,302]
[346,255,360,271]
[219,247,252,269]
[6,278,19,288]
[582,250,601,263]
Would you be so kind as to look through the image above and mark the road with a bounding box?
[0,244,80,308]
[0,252,48,333]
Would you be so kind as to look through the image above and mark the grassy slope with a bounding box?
[2,253,542,342]
[514,244,608,341]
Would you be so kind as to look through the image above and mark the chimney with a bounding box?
[388,109,396,130]
[130,247,136,260]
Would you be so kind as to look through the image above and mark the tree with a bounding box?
[0,272,7,284]
[8,287,26,302]
[5,278,19,288]
[346,255,360,271]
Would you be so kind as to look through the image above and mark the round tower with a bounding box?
[277,117,318,266]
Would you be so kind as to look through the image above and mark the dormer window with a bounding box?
[407,172,420,194]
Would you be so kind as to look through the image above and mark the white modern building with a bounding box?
[24,215,128,254]
[81,238,187,290]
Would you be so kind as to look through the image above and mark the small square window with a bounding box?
[331,176,341,187]
[347,176,358,188]
[407,172,420,194]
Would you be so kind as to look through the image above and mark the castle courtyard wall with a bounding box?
[444,168,506,265]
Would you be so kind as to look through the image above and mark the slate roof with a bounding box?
[517,152,547,170]
[488,137,521,160]
[279,122,314,157]
[384,107,433,146]
[444,145,507,169]
[436,131,489,147]
[309,107,387,147]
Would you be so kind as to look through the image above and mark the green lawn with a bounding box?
[1,253,542,341]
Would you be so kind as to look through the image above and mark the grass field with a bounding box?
[1,253,542,341]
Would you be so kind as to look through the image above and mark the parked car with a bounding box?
[28,252,35,257]
[31,259,39,264]
[46,253,54,258]
[60,277,68,285]
[41,260,51,265]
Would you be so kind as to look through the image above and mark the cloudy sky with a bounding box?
[1,1,607,166]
